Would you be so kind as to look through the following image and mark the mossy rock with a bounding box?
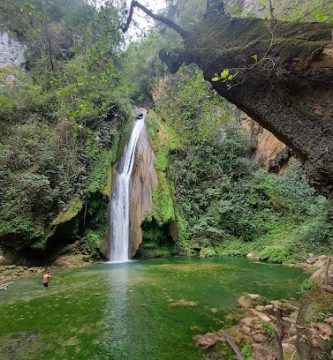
[52,198,83,226]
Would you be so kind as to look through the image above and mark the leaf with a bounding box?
[251,54,258,62]
[227,75,234,81]
[212,77,220,82]
[221,69,229,79]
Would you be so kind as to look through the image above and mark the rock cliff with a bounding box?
[160,13,333,198]
[0,30,25,69]
[129,125,158,257]
[241,114,292,174]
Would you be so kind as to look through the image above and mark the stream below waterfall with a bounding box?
[0,257,307,360]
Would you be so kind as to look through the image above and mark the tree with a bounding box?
[123,0,333,199]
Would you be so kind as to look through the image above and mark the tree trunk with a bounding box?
[160,14,333,198]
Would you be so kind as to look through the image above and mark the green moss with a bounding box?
[103,167,113,197]
[52,197,83,226]
[145,110,179,227]
[88,105,133,195]
[145,110,160,141]
[142,110,190,254]
[151,172,175,225]
[115,106,134,162]
[137,218,176,258]
[174,206,190,254]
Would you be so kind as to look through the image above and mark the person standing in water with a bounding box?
[42,271,51,288]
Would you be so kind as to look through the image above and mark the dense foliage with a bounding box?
[0,0,332,263]
[0,0,132,257]
[154,68,333,262]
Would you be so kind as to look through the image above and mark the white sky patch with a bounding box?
[126,0,167,39]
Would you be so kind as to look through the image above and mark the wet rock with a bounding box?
[307,255,328,267]
[271,300,283,308]
[249,309,272,323]
[246,252,259,260]
[324,317,333,323]
[241,317,257,328]
[195,333,220,348]
[129,126,158,256]
[282,342,296,358]
[249,294,260,300]
[253,333,266,343]
[289,311,298,324]
[237,293,259,308]
[311,260,333,286]
[312,322,332,339]
[264,304,274,311]
[237,295,253,309]
[240,325,252,335]
[288,324,297,337]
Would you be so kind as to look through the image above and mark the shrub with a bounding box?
[261,322,274,338]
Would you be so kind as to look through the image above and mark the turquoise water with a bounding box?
[0,257,307,359]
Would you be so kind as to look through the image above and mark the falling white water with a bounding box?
[109,108,146,262]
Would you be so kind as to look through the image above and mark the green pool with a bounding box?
[0,257,307,359]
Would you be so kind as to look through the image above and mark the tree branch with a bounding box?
[121,1,190,39]
[218,331,244,360]
[268,0,276,20]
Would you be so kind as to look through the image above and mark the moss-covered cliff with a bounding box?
[160,11,333,198]
[134,110,189,258]
[148,68,333,262]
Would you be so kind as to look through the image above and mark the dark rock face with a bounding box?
[241,114,292,173]
[160,15,333,198]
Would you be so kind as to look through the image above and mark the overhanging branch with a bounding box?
[121,0,190,39]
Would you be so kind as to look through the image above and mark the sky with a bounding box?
[126,0,167,36]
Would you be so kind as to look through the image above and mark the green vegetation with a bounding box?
[300,278,316,294]
[152,67,333,263]
[0,0,332,265]
[0,0,134,258]
[145,110,177,226]
[297,286,333,358]
[261,322,274,338]
[138,110,183,257]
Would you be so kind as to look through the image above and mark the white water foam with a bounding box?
[108,109,146,262]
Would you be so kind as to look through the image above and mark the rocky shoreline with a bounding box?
[0,254,97,285]
[195,254,333,360]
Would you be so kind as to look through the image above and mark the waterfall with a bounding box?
[109,108,146,262]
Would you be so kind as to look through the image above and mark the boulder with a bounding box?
[307,255,328,267]
[241,317,259,328]
[264,304,274,311]
[240,325,252,335]
[288,324,297,337]
[246,252,259,260]
[255,305,265,312]
[249,309,272,323]
[194,333,221,348]
[253,333,266,343]
[238,294,254,309]
[283,342,297,359]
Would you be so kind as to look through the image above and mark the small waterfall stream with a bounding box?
[109,108,146,262]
